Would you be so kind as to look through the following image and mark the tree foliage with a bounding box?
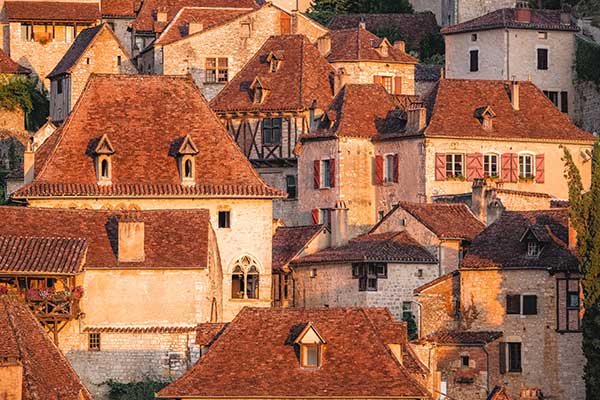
[307,0,413,25]
[105,378,171,400]
[0,76,48,131]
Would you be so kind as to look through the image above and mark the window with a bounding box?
[506,294,521,314]
[65,25,75,42]
[286,175,297,199]
[184,158,193,178]
[240,22,251,38]
[319,208,330,228]
[538,31,548,39]
[446,154,464,178]
[262,118,282,145]
[205,58,228,83]
[218,211,230,228]
[483,153,498,177]
[117,55,121,66]
[378,210,385,220]
[354,263,387,291]
[21,23,34,41]
[381,76,393,93]
[471,33,477,41]
[384,154,395,183]
[88,333,101,351]
[461,355,470,368]
[86,57,90,65]
[522,295,537,315]
[320,160,331,188]
[57,79,63,95]
[270,58,280,73]
[469,49,479,72]
[537,48,548,70]
[506,294,537,315]
[402,301,412,319]
[567,292,580,309]
[507,342,522,372]
[560,91,568,113]
[417,269,423,278]
[301,344,321,368]
[519,154,534,178]
[527,241,541,257]
[231,255,260,299]
[100,159,110,179]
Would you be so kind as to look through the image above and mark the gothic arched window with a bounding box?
[231,256,260,299]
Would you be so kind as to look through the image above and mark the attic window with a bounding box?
[270,58,280,73]
[294,323,326,369]
[527,241,541,257]
[267,52,283,73]
[94,134,115,185]
[176,135,199,186]
[301,344,321,368]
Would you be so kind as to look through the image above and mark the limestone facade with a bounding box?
[333,61,416,95]
[410,0,515,25]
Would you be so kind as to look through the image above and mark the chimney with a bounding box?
[471,178,488,223]
[568,217,578,249]
[330,200,349,248]
[510,78,520,111]
[333,68,348,96]
[317,36,331,56]
[156,10,168,23]
[0,359,23,400]
[560,11,572,25]
[23,137,34,185]
[393,40,405,53]
[358,21,366,30]
[520,388,543,400]
[118,216,145,262]
[515,2,532,23]
[188,21,203,35]
[406,102,426,133]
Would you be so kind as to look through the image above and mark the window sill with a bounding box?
[319,187,331,190]
[203,82,227,85]
[229,298,262,302]
[282,198,298,202]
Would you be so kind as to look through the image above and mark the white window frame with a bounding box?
[518,152,535,179]
[380,75,393,93]
[320,159,331,189]
[536,45,550,71]
[483,152,499,178]
[383,153,395,183]
[446,153,465,178]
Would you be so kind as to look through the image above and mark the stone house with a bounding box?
[47,23,137,124]
[1,1,101,88]
[318,24,418,95]
[100,0,140,55]
[0,46,30,80]
[414,64,442,97]
[11,74,284,323]
[0,206,221,399]
[158,307,431,400]
[210,34,335,224]
[443,6,580,119]
[0,293,92,400]
[410,0,516,26]
[414,209,583,400]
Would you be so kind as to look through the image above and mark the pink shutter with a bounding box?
[535,154,545,183]
[329,159,336,188]
[311,209,319,224]
[373,75,382,86]
[466,153,483,181]
[393,154,399,183]
[501,153,511,182]
[313,160,320,189]
[435,153,446,181]
[510,153,519,183]
[375,155,384,185]
[394,76,403,95]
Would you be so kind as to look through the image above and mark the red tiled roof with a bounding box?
[424,79,594,143]
[195,322,228,345]
[4,1,101,22]
[210,35,335,113]
[0,295,92,400]
[422,329,503,344]
[325,27,417,64]
[101,0,138,17]
[461,209,579,271]
[158,307,429,398]
[0,236,87,275]
[272,224,325,272]
[0,48,30,74]
[293,231,437,265]
[328,12,439,49]
[85,325,197,333]
[155,6,254,45]
[132,0,258,32]
[487,386,513,400]
[442,8,579,35]
[0,207,211,270]
[13,74,283,199]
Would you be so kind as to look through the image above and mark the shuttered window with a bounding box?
[537,48,548,70]
[469,50,479,72]
[484,154,499,177]
[263,118,282,145]
[466,153,483,181]
[446,154,464,178]
[522,295,537,315]
[501,153,518,183]
[506,294,521,315]
[313,161,320,189]
[508,342,522,372]
[435,153,446,181]
[374,155,384,184]
[535,154,545,183]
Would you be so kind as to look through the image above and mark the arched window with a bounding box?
[184,158,193,179]
[231,256,260,299]
[101,159,110,178]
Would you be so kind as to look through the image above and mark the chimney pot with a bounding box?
[156,10,168,22]
[515,5,532,23]
[406,102,426,133]
[317,36,331,56]
[333,68,348,96]
[471,178,488,223]
[118,218,145,262]
[330,200,349,248]
[23,137,34,185]
[560,11,572,25]
[510,79,520,111]
[358,21,366,29]
[393,40,405,53]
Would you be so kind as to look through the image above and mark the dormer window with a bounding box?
[474,106,496,131]
[266,51,284,73]
[94,134,115,185]
[176,135,199,186]
[251,77,270,104]
[375,38,392,57]
[527,241,541,257]
[294,322,326,369]
[302,344,321,368]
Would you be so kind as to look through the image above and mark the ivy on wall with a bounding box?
[575,36,600,85]
[0,76,49,131]
[105,378,171,400]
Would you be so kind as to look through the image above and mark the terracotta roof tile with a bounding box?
[293,231,437,265]
[0,295,92,400]
[101,0,138,17]
[211,35,335,112]
[421,329,503,344]
[12,74,283,199]
[85,325,197,333]
[423,79,594,143]
[0,207,211,270]
[461,209,579,271]
[487,386,513,400]
[328,12,439,49]
[5,1,101,22]
[442,8,579,35]
[158,307,429,398]
[195,322,228,345]
[47,24,106,79]
[272,224,325,272]
[0,48,30,74]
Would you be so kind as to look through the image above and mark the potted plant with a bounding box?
[519,175,534,183]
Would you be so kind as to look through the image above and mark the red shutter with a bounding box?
[329,159,336,188]
[375,155,383,185]
[313,160,320,189]
[435,153,446,181]
[510,153,519,183]
[535,154,545,183]
[393,154,399,183]
[466,153,483,181]
[311,209,319,224]
[394,76,403,95]
[373,75,383,85]
[501,153,511,182]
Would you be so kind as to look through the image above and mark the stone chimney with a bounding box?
[520,388,543,400]
[471,178,487,223]
[358,21,366,30]
[393,40,405,53]
[118,216,145,262]
[0,359,23,400]
[406,102,426,133]
[568,217,578,249]
[188,21,203,35]
[317,36,331,56]
[510,78,520,111]
[330,200,348,248]
[156,10,168,23]
[515,2,532,23]
[333,67,348,96]
[23,137,34,185]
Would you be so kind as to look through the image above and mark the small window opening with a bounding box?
[184,158,193,178]
[117,55,122,66]
[461,355,470,367]
[301,344,321,368]
[86,57,90,64]
[218,211,230,228]
[100,159,109,178]
[88,333,101,351]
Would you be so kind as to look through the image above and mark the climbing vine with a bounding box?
[0,76,48,131]
[105,378,171,400]
[575,36,600,85]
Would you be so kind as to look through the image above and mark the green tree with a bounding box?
[105,378,170,400]
[0,76,49,131]
[307,0,413,25]
[563,138,600,398]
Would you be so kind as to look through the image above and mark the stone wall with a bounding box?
[574,80,600,134]
[0,106,24,131]
[456,0,515,24]
[334,61,416,95]
[259,165,301,225]
[417,273,458,336]
[104,18,134,55]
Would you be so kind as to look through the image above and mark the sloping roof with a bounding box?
[210,35,335,112]
[0,295,92,400]
[442,8,579,35]
[4,1,101,22]
[195,322,228,345]
[132,0,258,33]
[325,27,417,64]
[373,201,486,241]
[328,12,439,49]
[487,386,513,400]
[292,231,437,265]
[272,224,325,272]
[423,79,594,143]
[422,329,503,345]
[158,307,429,399]
[0,48,30,74]
[0,236,87,275]
[0,207,211,270]
[101,0,138,17]
[13,74,283,199]
[155,6,254,45]
[461,209,579,271]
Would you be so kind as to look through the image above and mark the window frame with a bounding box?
[262,117,282,146]
[567,291,580,309]
[483,153,499,178]
[381,76,393,93]
[383,154,395,183]
[230,256,261,300]
[218,210,231,229]
[285,175,297,199]
[205,57,229,83]
[355,262,387,292]
[57,78,63,95]
[537,47,549,70]
[300,343,322,368]
[320,160,331,188]
[527,241,541,257]
[88,332,101,351]
[469,48,479,72]
[518,153,535,179]
[445,153,465,178]
[507,342,522,373]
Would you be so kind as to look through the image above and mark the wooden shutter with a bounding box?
[313,160,320,189]
[280,13,291,34]
[375,155,383,185]
[435,153,446,181]
[523,295,537,315]
[535,154,545,183]
[373,75,383,86]
[329,159,336,188]
[393,76,403,95]
[501,153,518,183]
[393,154,399,183]
[506,294,521,314]
[466,153,483,181]
[311,209,319,224]
[499,342,507,374]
